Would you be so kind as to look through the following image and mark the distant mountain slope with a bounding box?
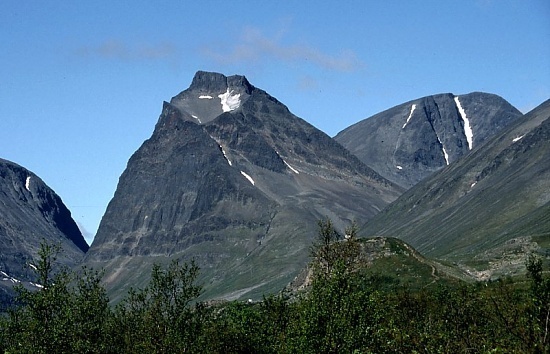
[85,71,402,302]
[335,92,522,188]
[0,158,88,310]
[361,100,550,279]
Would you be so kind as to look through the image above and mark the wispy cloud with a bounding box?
[202,26,364,72]
[297,75,320,91]
[75,39,178,62]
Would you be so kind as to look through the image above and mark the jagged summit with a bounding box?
[169,71,254,125]
[188,71,254,94]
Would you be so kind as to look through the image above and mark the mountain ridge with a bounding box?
[335,92,522,188]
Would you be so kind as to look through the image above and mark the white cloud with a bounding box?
[75,221,94,245]
[202,26,364,72]
[76,39,178,62]
[297,75,320,91]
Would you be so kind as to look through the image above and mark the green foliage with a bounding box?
[111,259,204,353]
[526,255,550,352]
[2,242,112,353]
[310,218,361,278]
[2,225,549,353]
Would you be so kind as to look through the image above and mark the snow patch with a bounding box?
[283,160,299,174]
[471,182,477,188]
[191,115,202,124]
[28,263,37,271]
[199,95,213,99]
[442,147,450,166]
[220,145,232,166]
[218,89,241,112]
[402,104,417,129]
[1,271,20,284]
[25,176,31,191]
[240,171,255,185]
[454,96,473,150]
[396,165,403,170]
[437,137,450,165]
[512,135,524,142]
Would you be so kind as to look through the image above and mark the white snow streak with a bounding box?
[220,145,232,166]
[30,282,44,289]
[191,115,202,124]
[218,89,241,112]
[28,263,37,271]
[442,147,450,165]
[199,95,213,99]
[240,171,255,185]
[512,135,524,142]
[402,104,417,129]
[471,182,477,188]
[283,160,299,174]
[25,176,31,191]
[396,165,403,170]
[437,137,450,165]
[1,271,20,284]
[454,96,473,150]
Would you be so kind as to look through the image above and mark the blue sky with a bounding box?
[1,1,549,244]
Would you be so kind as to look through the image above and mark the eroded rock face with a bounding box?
[85,71,402,302]
[0,158,87,309]
[335,92,522,188]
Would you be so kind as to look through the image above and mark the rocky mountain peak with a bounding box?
[85,71,401,302]
[189,71,253,94]
[169,71,254,124]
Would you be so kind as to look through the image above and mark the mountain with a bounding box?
[0,158,88,310]
[335,92,522,189]
[361,99,550,279]
[85,71,402,302]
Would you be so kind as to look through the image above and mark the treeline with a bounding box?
[1,222,549,353]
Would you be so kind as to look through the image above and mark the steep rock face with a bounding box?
[85,71,402,301]
[361,99,550,278]
[0,158,88,309]
[335,92,522,188]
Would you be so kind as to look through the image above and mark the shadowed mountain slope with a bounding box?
[0,158,88,309]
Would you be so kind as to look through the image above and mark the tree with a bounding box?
[310,219,361,278]
[113,259,204,353]
[2,242,112,353]
[527,255,550,352]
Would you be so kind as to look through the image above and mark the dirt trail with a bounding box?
[402,243,439,285]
